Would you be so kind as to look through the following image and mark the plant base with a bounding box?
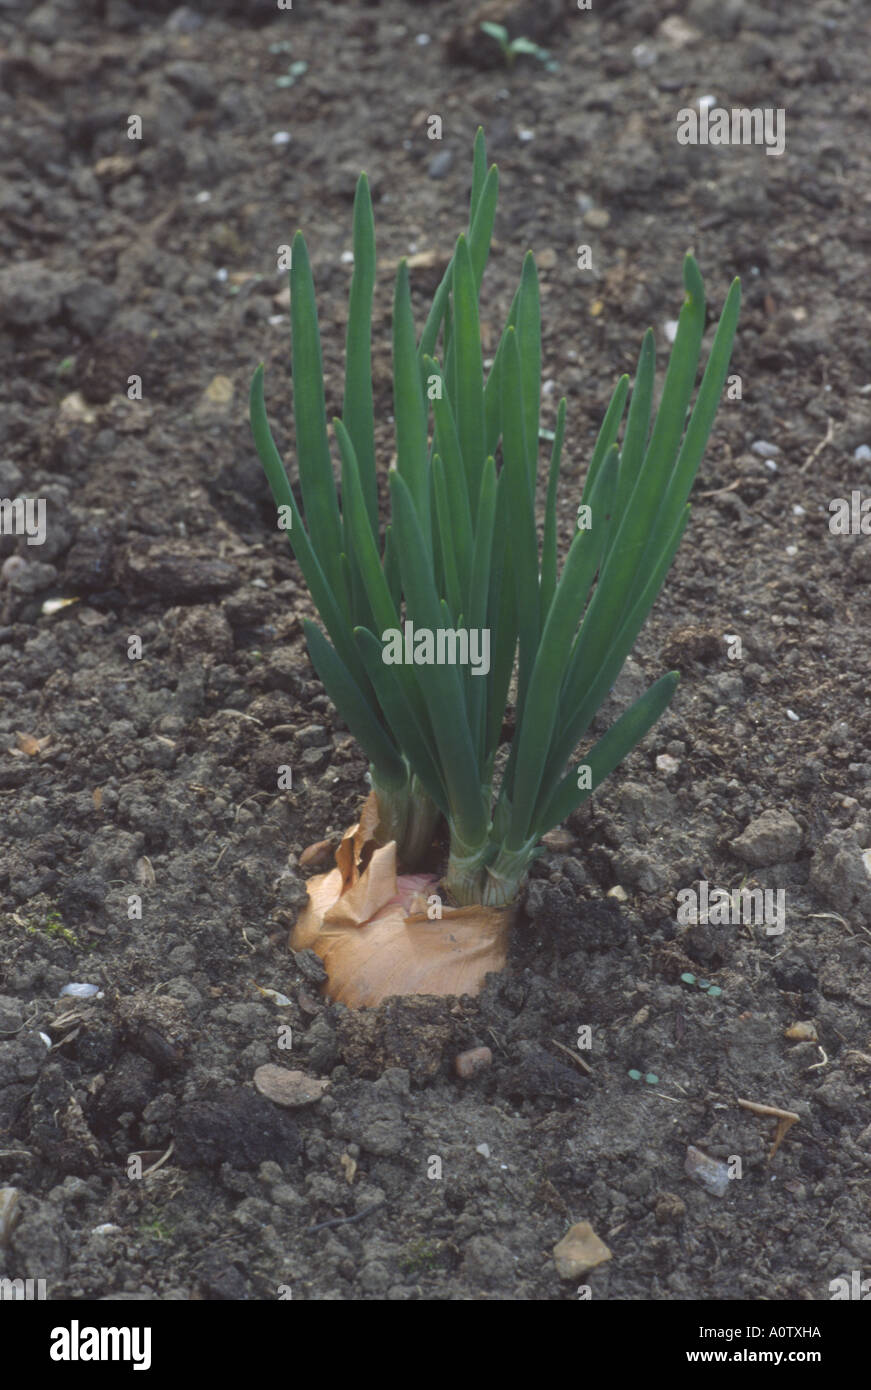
[445,831,539,907]
[291,795,513,1007]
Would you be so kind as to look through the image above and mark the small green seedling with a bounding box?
[138,1216,172,1242]
[480,22,554,70]
[26,910,80,949]
[276,60,307,89]
[680,971,723,998]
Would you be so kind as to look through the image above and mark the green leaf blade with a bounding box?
[451,235,486,520]
[342,173,378,538]
[289,232,347,610]
[393,261,431,544]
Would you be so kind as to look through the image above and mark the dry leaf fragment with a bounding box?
[552,1222,612,1279]
[249,981,292,1007]
[15,732,51,755]
[94,154,135,180]
[784,1021,817,1042]
[135,857,156,887]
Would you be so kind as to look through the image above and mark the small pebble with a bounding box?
[254,1064,329,1108]
[583,207,610,230]
[60,983,100,998]
[300,837,335,868]
[517,128,535,143]
[751,440,780,458]
[663,319,679,343]
[475,1143,491,1158]
[166,7,203,34]
[685,1145,730,1198]
[853,444,871,462]
[455,1046,493,1079]
[271,131,292,146]
[1,555,26,584]
[631,42,657,68]
[656,753,680,774]
[658,16,700,48]
[786,708,800,722]
[427,150,454,180]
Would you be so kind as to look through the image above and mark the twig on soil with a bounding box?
[140,1141,175,1178]
[651,1076,691,1101]
[0,1007,39,1036]
[304,1199,386,1235]
[214,709,264,726]
[234,792,274,821]
[550,1038,592,1074]
[800,416,835,472]
[810,909,871,943]
[697,478,743,500]
[737,1097,801,1161]
[486,1027,508,1056]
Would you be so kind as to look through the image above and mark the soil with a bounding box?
[1,0,870,1305]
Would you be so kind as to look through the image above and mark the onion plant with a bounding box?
[250,129,740,907]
